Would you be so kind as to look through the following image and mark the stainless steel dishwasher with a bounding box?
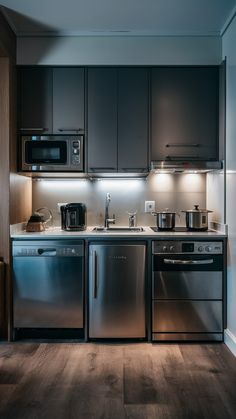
[88,242,146,339]
[13,240,84,330]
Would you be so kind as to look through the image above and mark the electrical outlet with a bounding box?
[145,201,155,213]
[57,203,67,213]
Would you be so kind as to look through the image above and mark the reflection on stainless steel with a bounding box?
[152,240,224,341]
[89,243,146,338]
[153,271,222,300]
[163,258,214,265]
[13,241,84,328]
[152,301,222,333]
[93,227,145,232]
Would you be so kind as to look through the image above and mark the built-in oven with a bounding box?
[20,135,84,172]
[152,240,224,341]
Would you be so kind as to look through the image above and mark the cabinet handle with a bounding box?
[20,128,48,132]
[92,250,97,299]
[120,168,148,172]
[163,258,214,265]
[166,143,200,148]
[58,128,84,132]
[89,167,116,171]
[165,155,200,160]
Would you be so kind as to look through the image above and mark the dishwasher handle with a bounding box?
[38,248,57,256]
[163,258,214,265]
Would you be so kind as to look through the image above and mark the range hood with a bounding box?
[150,160,223,173]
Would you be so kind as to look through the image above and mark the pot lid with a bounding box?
[181,204,213,213]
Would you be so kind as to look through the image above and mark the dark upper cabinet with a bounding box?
[18,67,53,133]
[18,67,85,135]
[118,68,149,172]
[88,67,149,173]
[88,68,117,172]
[53,67,85,134]
[151,67,219,161]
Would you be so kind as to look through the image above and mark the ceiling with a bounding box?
[0,0,236,37]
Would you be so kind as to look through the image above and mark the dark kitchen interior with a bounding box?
[1,1,236,418]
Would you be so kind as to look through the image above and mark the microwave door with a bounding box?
[20,135,84,172]
[25,140,67,167]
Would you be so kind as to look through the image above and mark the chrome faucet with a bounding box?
[104,192,116,229]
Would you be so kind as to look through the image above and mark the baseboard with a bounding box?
[224,329,236,357]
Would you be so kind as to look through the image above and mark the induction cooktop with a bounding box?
[150,227,210,232]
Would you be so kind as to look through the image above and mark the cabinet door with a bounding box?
[151,67,219,161]
[88,68,117,172]
[53,67,84,134]
[118,68,149,172]
[89,244,146,338]
[18,67,52,133]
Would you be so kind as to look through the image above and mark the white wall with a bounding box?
[222,14,236,356]
[206,170,225,225]
[17,36,221,65]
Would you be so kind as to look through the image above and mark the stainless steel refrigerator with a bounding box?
[88,242,146,338]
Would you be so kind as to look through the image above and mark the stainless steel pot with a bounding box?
[181,205,213,231]
[152,209,176,230]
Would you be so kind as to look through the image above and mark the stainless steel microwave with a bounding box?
[20,135,84,172]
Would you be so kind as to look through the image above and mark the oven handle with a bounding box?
[163,258,214,265]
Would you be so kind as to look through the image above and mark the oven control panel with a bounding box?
[152,241,223,254]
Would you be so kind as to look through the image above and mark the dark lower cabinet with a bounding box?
[88,67,149,173]
[151,66,219,161]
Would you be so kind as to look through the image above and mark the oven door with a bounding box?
[152,254,223,341]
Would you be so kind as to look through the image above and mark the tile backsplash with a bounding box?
[32,173,206,227]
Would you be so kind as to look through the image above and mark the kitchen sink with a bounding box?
[92,227,145,232]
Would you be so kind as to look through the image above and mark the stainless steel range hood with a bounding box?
[150,160,223,173]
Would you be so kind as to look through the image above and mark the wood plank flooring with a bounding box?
[0,342,236,419]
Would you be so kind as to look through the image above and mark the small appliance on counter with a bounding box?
[61,203,87,231]
[26,207,53,232]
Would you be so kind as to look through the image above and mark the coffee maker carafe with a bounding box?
[61,203,87,231]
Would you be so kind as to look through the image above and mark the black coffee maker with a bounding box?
[61,203,87,231]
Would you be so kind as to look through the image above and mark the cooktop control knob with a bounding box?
[205,246,212,252]
[162,246,167,252]
[198,246,203,252]
[170,245,175,252]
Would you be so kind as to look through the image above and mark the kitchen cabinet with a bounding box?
[87,68,117,172]
[88,242,146,338]
[87,67,149,173]
[53,67,84,134]
[151,66,219,161]
[18,67,53,133]
[18,67,85,134]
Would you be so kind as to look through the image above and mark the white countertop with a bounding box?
[11,225,227,239]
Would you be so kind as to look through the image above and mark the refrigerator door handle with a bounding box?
[92,250,97,299]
